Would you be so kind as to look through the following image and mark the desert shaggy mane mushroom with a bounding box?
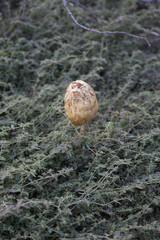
[64,80,98,134]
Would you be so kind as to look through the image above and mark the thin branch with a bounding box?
[71,0,99,27]
[21,0,27,18]
[63,0,151,46]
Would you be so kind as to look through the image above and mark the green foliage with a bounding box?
[0,0,160,239]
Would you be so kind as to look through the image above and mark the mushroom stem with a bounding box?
[80,124,86,135]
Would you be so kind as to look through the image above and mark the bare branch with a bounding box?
[71,0,99,27]
[63,0,151,46]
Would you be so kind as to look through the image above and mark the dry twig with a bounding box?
[63,0,151,46]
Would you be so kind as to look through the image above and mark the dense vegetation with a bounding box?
[0,0,160,239]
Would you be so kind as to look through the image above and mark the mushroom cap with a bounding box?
[64,80,98,126]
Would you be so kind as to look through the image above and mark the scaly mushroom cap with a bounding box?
[64,80,98,126]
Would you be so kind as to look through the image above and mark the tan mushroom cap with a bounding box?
[64,80,98,126]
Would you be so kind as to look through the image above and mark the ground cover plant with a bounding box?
[0,0,160,239]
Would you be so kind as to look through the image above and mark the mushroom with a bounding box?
[64,80,98,134]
